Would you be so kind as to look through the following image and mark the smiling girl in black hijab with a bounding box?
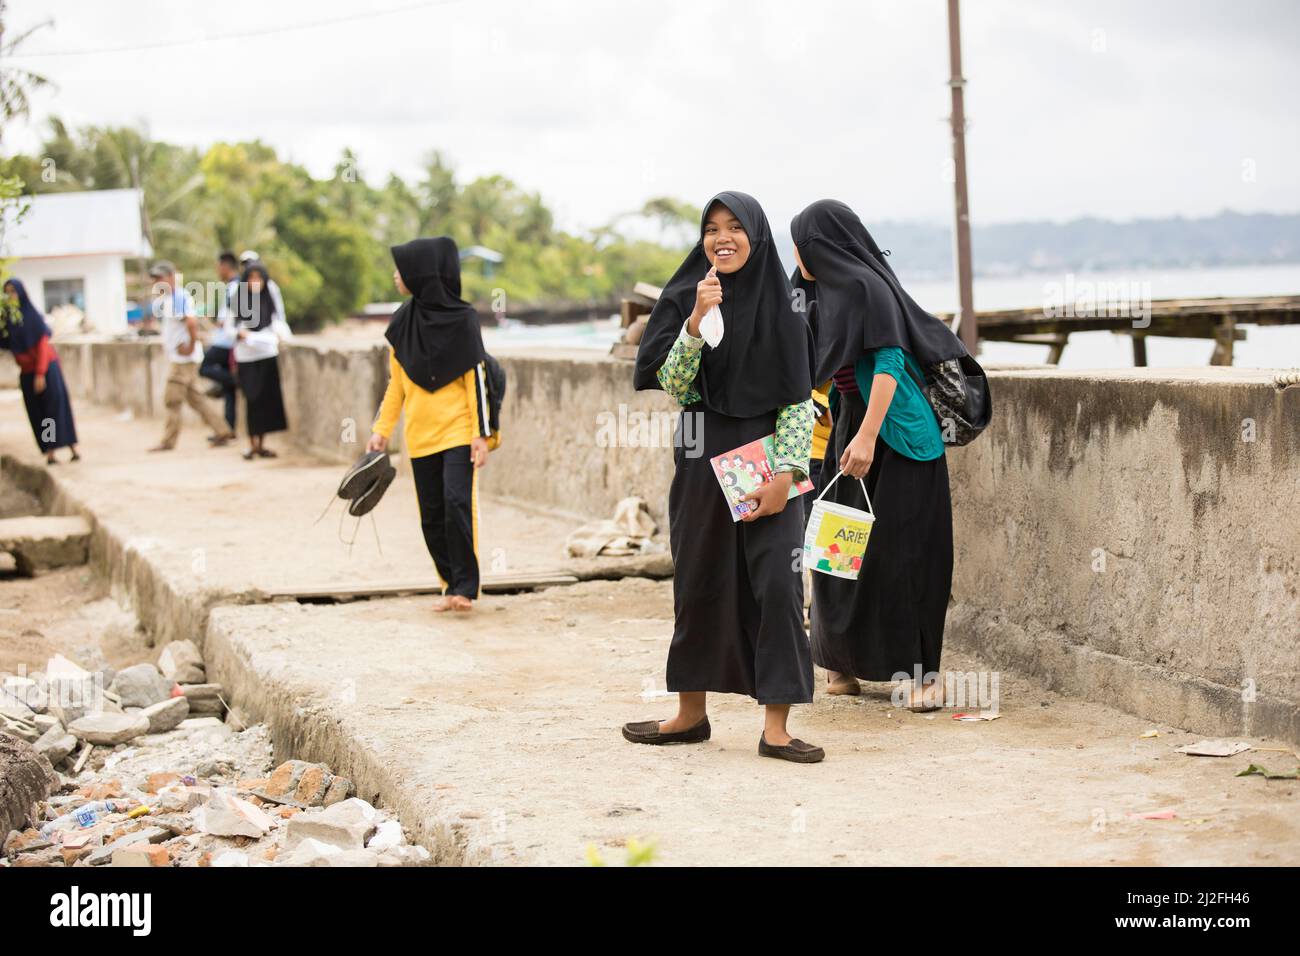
[792,199,966,711]
[367,237,492,613]
[625,191,823,764]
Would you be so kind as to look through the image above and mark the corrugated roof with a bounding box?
[2,188,153,259]
[461,244,504,263]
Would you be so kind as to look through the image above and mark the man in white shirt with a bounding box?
[148,261,235,452]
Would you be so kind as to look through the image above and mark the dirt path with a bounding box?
[207,581,1299,866]
[3,397,1297,866]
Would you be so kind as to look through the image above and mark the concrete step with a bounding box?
[0,515,92,574]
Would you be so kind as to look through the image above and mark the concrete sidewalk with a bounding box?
[3,396,1297,865]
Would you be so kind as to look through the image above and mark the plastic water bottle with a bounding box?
[40,800,120,837]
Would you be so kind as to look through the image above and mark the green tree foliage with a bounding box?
[0,120,692,328]
[0,171,31,330]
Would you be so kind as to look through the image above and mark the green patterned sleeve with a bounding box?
[772,400,813,483]
[656,321,704,405]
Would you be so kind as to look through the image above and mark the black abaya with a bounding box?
[811,389,953,681]
[20,359,78,452]
[636,191,815,705]
[667,404,812,704]
[238,356,287,436]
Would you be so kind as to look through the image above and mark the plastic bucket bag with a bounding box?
[803,470,875,580]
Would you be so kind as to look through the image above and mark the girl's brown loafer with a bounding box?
[758,734,825,763]
[621,717,711,745]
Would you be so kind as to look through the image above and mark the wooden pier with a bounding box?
[942,294,1300,366]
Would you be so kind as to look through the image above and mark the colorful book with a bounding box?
[710,434,815,522]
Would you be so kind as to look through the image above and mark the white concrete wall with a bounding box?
[7,254,129,334]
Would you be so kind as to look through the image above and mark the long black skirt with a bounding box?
[810,389,952,681]
[20,359,78,452]
[666,403,813,705]
[237,355,288,437]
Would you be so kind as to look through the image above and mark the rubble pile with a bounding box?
[0,641,232,768]
[0,642,430,868]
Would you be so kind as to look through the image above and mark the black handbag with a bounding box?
[906,353,992,447]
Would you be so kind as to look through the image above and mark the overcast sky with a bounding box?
[7,0,1299,236]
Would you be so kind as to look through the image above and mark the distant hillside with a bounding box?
[776,211,1300,279]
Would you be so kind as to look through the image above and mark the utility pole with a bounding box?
[947,0,977,352]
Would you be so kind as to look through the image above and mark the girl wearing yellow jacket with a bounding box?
[367,238,493,613]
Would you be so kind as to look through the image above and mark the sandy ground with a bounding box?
[211,584,1300,866]
[3,395,1298,866]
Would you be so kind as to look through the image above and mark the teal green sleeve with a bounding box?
[772,400,813,483]
[872,346,907,384]
[656,321,704,406]
[856,348,945,461]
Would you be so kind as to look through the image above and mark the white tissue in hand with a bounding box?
[699,305,724,347]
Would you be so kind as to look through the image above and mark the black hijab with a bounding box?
[386,237,485,391]
[634,191,812,418]
[791,199,967,385]
[236,262,277,332]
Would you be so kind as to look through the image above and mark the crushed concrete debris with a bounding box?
[108,663,173,710]
[157,640,206,685]
[1,648,430,868]
[67,713,151,746]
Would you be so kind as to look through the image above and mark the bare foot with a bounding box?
[450,595,473,613]
[432,596,454,613]
[908,683,944,711]
[825,672,861,696]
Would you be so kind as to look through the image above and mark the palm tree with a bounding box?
[418,151,457,235]
[0,1,51,144]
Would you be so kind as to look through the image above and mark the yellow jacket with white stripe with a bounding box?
[373,349,498,458]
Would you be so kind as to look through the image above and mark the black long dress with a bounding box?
[233,263,288,437]
[667,403,813,704]
[237,356,287,436]
[810,388,953,680]
[21,358,78,452]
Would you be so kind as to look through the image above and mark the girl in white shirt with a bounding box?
[233,263,289,459]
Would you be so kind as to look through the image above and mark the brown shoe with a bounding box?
[758,734,825,764]
[622,717,711,745]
